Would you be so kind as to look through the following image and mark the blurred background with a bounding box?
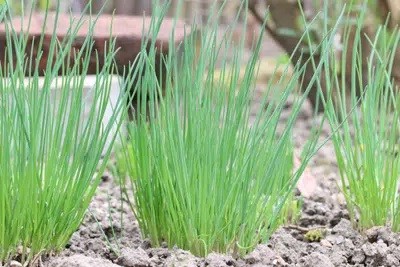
[1,0,262,48]
[2,0,400,107]
[1,0,237,23]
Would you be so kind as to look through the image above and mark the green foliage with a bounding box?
[0,4,127,263]
[120,1,339,257]
[304,229,325,242]
[115,143,137,180]
[323,19,400,231]
[279,196,303,226]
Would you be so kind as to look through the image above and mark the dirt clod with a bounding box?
[45,255,120,267]
[244,244,286,266]
[350,249,365,264]
[117,248,150,267]
[204,253,236,267]
[300,252,334,267]
[164,249,198,267]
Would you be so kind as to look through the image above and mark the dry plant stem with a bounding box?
[286,225,326,233]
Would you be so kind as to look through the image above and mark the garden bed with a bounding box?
[0,1,400,267]
[2,5,398,266]
[36,86,400,267]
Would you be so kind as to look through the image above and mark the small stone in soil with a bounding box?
[365,226,382,243]
[9,261,22,267]
[366,226,400,246]
[117,247,150,267]
[320,239,333,248]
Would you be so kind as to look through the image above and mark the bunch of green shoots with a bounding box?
[120,1,342,257]
[0,2,127,263]
[323,14,400,231]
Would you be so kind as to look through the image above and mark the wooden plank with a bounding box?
[0,13,189,75]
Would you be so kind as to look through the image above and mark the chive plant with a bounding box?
[0,2,127,263]
[121,1,342,257]
[323,19,400,231]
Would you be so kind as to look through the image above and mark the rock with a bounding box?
[366,226,400,246]
[117,247,150,267]
[365,227,380,242]
[0,13,188,76]
[320,239,333,248]
[300,252,334,267]
[9,261,22,267]
[45,255,120,267]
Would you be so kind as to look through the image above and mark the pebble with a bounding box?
[320,239,333,248]
[117,247,151,267]
[9,261,22,267]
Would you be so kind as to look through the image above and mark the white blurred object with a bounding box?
[6,75,126,155]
